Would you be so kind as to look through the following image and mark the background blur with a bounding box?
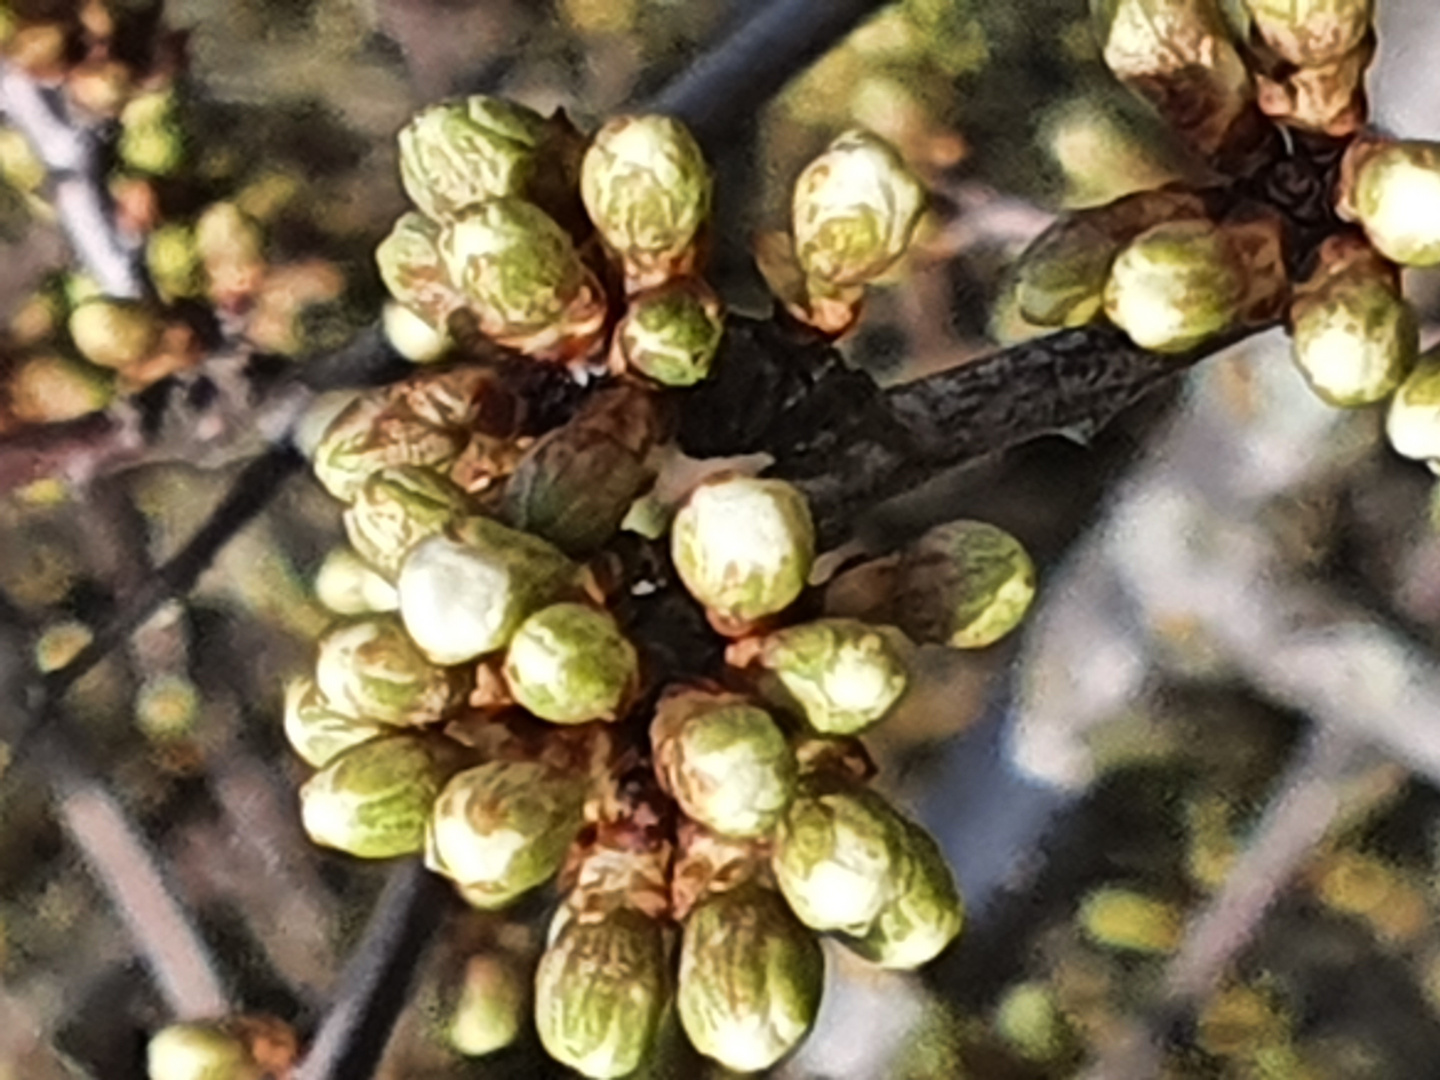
[6,0,1440,1077]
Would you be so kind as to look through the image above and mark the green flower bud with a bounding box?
[894,520,1036,649]
[283,675,387,768]
[120,90,185,176]
[616,278,725,386]
[1242,0,1372,67]
[1104,219,1246,353]
[534,908,669,1079]
[1078,886,1184,954]
[449,954,527,1057]
[792,128,927,287]
[1289,242,1416,408]
[0,126,45,194]
[503,603,638,724]
[1345,141,1440,267]
[439,197,605,355]
[397,516,577,665]
[677,884,824,1072]
[844,821,962,969]
[147,222,204,301]
[425,760,585,906]
[1386,349,1440,461]
[1015,216,1121,328]
[651,690,797,838]
[376,211,461,331]
[68,298,161,370]
[313,546,400,615]
[300,733,468,859]
[995,982,1069,1063]
[315,616,465,726]
[397,96,548,223]
[382,300,450,364]
[312,391,467,503]
[757,618,908,735]
[343,465,472,577]
[771,774,908,934]
[580,114,712,290]
[671,476,816,626]
[147,1021,261,1080]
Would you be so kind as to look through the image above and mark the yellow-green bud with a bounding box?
[1386,349,1440,461]
[671,476,816,626]
[1078,886,1184,954]
[376,211,461,331]
[1015,216,1121,328]
[503,603,638,724]
[120,90,185,176]
[771,774,908,934]
[677,884,824,1072]
[67,298,161,370]
[580,114,712,290]
[1242,0,1372,68]
[894,520,1036,649]
[534,908,669,1079]
[845,820,962,969]
[147,222,204,301]
[313,546,399,615]
[397,96,548,223]
[146,1022,261,1080]
[314,616,465,726]
[1345,141,1440,267]
[449,954,527,1057]
[300,734,468,859]
[397,516,577,665]
[312,391,466,503]
[1104,219,1246,352]
[283,675,387,767]
[343,465,472,577]
[757,618,909,735]
[995,982,1069,1062]
[0,126,45,194]
[426,760,585,906]
[616,278,725,386]
[651,690,797,838]
[792,128,927,287]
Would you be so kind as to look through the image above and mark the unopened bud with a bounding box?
[343,465,472,577]
[147,1021,261,1080]
[1386,348,1440,462]
[1078,886,1184,954]
[313,546,400,615]
[893,520,1036,649]
[315,616,466,726]
[283,675,387,768]
[312,391,467,503]
[845,820,962,968]
[68,298,162,370]
[1242,0,1372,67]
[449,954,527,1057]
[503,603,638,724]
[616,278,725,386]
[376,211,462,331]
[120,90,185,176]
[756,618,909,735]
[1342,140,1440,268]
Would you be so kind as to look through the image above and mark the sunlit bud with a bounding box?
[1078,886,1184,954]
[425,760,585,906]
[283,675,387,768]
[397,96,548,223]
[343,465,472,577]
[844,820,962,969]
[195,201,266,305]
[792,128,927,288]
[616,278,725,386]
[1242,0,1373,67]
[146,1021,261,1080]
[1342,140,1440,267]
[7,351,114,424]
[671,475,815,627]
[397,516,577,665]
[1385,348,1440,462]
[770,773,908,934]
[893,520,1036,649]
[314,616,466,726]
[119,90,185,177]
[677,884,824,1072]
[1254,38,1371,136]
[503,603,639,724]
[534,907,669,1079]
[382,300,450,364]
[313,546,400,615]
[995,982,1071,1063]
[147,222,205,302]
[651,689,797,838]
[1289,237,1416,407]
[755,618,909,735]
[449,954,528,1057]
[1104,219,1247,353]
[67,298,162,370]
[312,392,467,503]
[300,733,468,859]
[376,211,462,331]
[581,114,712,291]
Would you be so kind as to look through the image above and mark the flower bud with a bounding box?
[283,675,387,768]
[1104,219,1247,353]
[382,300,449,364]
[375,211,462,331]
[755,618,909,735]
[616,278,725,386]
[426,760,585,906]
[1242,0,1372,68]
[195,201,265,306]
[844,820,962,969]
[313,546,400,615]
[1289,239,1416,408]
[449,954,527,1057]
[770,773,908,934]
[343,465,472,577]
[1386,349,1440,462]
[300,733,468,859]
[397,516,577,665]
[1342,140,1440,267]
[651,689,797,838]
[534,907,669,1079]
[893,520,1036,649]
[397,96,548,223]
[792,128,927,287]
[315,616,466,726]
[68,298,161,370]
[677,884,824,1071]
[580,114,712,291]
[1078,886,1184,954]
[440,197,606,358]
[147,1021,261,1080]
[312,389,467,503]
[120,90,185,177]
[671,476,815,627]
[503,603,638,724]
